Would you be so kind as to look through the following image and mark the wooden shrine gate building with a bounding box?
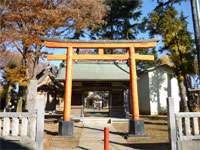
[55,61,132,118]
[44,39,157,136]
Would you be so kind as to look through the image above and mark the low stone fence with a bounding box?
[176,112,200,140]
[0,111,44,150]
[0,112,37,139]
[168,97,200,150]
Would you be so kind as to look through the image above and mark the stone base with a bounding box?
[128,119,144,136]
[58,120,74,137]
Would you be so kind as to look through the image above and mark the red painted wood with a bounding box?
[104,127,109,150]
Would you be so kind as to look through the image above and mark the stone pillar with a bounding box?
[35,93,45,150]
[26,80,38,112]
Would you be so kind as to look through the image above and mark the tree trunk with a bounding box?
[4,84,12,112]
[26,80,38,112]
[190,0,200,75]
[16,97,23,112]
[178,77,189,112]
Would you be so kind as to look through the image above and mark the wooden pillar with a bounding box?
[129,47,139,120]
[99,48,104,55]
[64,47,73,121]
[109,90,112,117]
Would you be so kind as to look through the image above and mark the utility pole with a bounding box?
[190,0,200,75]
[197,0,200,27]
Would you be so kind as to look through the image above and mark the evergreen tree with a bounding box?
[146,5,194,112]
[92,0,142,40]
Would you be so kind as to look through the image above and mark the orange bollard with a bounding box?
[104,127,109,150]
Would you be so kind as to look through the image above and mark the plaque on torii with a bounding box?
[44,39,157,135]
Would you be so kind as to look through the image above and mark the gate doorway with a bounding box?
[83,91,110,117]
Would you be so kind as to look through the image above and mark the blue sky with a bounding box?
[142,0,193,33]
[138,0,194,57]
[46,0,195,65]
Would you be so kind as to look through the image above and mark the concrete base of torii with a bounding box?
[58,120,74,137]
[128,119,144,136]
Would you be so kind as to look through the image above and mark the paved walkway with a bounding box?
[75,118,133,150]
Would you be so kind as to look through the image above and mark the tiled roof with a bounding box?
[56,62,130,81]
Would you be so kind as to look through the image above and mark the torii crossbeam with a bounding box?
[44,39,157,136]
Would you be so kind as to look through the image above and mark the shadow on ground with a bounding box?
[0,138,31,150]
[77,141,169,150]
[74,125,126,137]
[44,129,58,136]
[110,141,169,150]
[77,146,90,150]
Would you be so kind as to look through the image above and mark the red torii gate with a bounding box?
[44,39,157,136]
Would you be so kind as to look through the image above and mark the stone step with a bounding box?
[111,118,129,123]
[82,117,110,123]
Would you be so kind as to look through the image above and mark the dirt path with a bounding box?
[44,117,169,150]
[76,118,134,150]
[44,121,82,150]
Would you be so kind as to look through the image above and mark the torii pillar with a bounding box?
[58,47,74,136]
[44,39,157,136]
[129,47,143,135]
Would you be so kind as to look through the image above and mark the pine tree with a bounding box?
[91,0,142,40]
